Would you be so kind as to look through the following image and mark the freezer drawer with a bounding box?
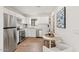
[3,28,17,52]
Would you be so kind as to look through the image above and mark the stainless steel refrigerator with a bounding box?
[3,13,17,52]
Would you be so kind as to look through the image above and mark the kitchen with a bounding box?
[0,0,79,59]
[0,6,78,52]
[2,6,54,52]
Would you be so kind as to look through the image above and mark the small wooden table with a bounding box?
[43,35,56,48]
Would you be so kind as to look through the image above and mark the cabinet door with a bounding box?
[16,31,19,44]
[29,29,36,37]
[16,18,22,24]
[25,29,36,37]
[27,29,31,37]
[21,19,24,24]
[25,29,29,37]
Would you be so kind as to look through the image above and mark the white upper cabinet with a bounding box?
[21,18,26,24]
[25,17,30,24]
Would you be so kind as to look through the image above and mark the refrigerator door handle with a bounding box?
[14,29,16,42]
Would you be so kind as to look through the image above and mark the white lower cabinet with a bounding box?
[25,28,36,37]
[39,30,43,37]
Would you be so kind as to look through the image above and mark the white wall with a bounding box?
[0,7,3,52]
[50,12,55,33]
[54,6,79,51]
[26,16,49,26]
[35,16,49,25]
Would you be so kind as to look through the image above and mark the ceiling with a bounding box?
[5,6,57,17]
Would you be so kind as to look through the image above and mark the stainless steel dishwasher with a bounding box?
[19,30,25,43]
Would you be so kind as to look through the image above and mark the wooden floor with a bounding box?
[15,37,44,52]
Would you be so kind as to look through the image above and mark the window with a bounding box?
[31,19,37,26]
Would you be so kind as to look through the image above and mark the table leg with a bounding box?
[49,40,51,48]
